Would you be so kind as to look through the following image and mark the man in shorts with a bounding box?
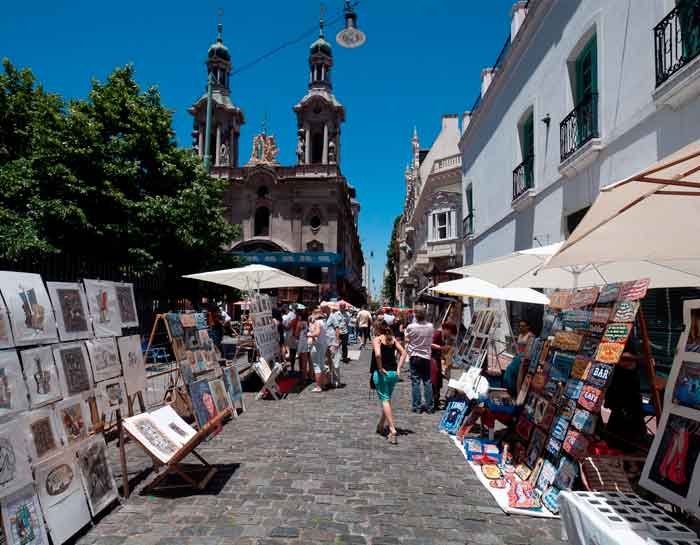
[357,305,372,349]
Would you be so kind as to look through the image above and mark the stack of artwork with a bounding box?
[165,312,218,376]
[641,299,700,515]
[0,271,141,544]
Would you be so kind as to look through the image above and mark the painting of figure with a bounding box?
[0,351,28,418]
[47,282,92,342]
[0,272,57,346]
[20,346,62,408]
[54,396,91,445]
[28,412,59,462]
[83,280,121,338]
[189,379,218,429]
[114,283,138,328]
[117,335,145,396]
[222,366,243,403]
[1,488,48,545]
[208,379,231,413]
[647,414,700,499]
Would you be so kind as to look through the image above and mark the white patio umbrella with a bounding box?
[544,140,700,284]
[183,264,315,291]
[431,277,550,305]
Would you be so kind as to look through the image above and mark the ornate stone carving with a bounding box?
[296,129,306,164]
[246,133,280,166]
[328,140,336,164]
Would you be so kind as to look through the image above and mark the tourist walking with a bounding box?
[337,302,351,363]
[295,310,311,380]
[308,309,328,392]
[404,306,434,413]
[357,305,372,349]
[372,321,406,444]
[323,302,344,386]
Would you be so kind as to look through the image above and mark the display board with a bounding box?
[452,309,499,369]
[250,294,279,363]
[641,299,700,515]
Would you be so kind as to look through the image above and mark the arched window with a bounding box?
[257,186,269,199]
[311,133,323,163]
[254,207,270,236]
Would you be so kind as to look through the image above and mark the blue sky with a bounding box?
[1,0,514,299]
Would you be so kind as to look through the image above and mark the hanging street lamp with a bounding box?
[336,1,366,48]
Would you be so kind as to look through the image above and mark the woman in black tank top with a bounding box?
[372,321,407,444]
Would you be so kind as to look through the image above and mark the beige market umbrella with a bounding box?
[431,277,550,305]
[544,140,700,285]
[183,264,315,291]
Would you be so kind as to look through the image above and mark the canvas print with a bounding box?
[595,342,625,365]
[86,337,122,383]
[33,451,91,545]
[19,346,62,408]
[591,306,613,324]
[0,271,57,346]
[53,343,92,396]
[598,283,622,304]
[53,395,92,446]
[46,282,92,342]
[612,300,640,323]
[570,287,600,309]
[0,350,28,418]
[548,290,572,310]
[619,278,650,301]
[117,335,145,396]
[646,414,700,499]
[179,314,196,328]
[686,308,700,353]
[0,420,33,497]
[26,409,60,463]
[0,295,15,349]
[123,414,181,464]
[150,405,197,446]
[165,313,184,338]
[222,366,243,403]
[673,361,700,411]
[602,323,633,345]
[551,331,583,353]
[553,456,579,490]
[1,487,48,545]
[113,282,138,328]
[585,362,615,389]
[189,379,218,429]
[83,279,121,338]
[97,377,127,421]
[76,436,118,516]
[208,379,231,414]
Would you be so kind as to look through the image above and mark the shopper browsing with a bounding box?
[404,306,434,413]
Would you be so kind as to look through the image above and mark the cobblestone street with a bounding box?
[78,346,566,545]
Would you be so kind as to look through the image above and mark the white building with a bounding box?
[398,115,462,307]
[461,0,700,267]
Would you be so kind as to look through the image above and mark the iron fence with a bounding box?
[560,93,599,162]
[655,0,700,86]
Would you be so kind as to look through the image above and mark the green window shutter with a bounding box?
[677,0,700,60]
[522,113,534,158]
[575,34,597,104]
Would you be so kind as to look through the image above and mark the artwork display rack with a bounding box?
[119,408,231,497]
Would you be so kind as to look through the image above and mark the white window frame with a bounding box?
[429,208,456,242]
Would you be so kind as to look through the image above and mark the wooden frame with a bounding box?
[254,358,285,400]
[119,408,230,497]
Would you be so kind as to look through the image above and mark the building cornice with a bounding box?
[458,0,554,153]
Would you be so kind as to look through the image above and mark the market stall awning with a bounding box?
[431,277,550,305]
[183,264,315,291]
[545,140,700,282]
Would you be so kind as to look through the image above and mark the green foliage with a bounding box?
[0,59,239,281]
[381,214,402,306]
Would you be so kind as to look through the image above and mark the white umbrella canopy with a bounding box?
[431,277,550,305]
[450,243,700,290]
[183,264,315,291]
[545,140,700,281]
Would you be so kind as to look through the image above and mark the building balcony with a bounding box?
[426,240,460,260]
[560,93,599,163]
[654,0,700,108]
[655,0,700,86]
[431,153,462,174]
[512,154,534,207]
[462,214,474,239]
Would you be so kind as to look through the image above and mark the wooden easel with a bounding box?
[637,305,663,424]
[119,408,230,498]
[254,358,285,400]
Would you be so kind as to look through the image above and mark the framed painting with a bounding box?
[208,378,231,414]
[189,379,218,429]
[83,279,121,338]
[222,366,243,403]
[76,435,118,516]
[0,271,57,346]
[0,420,33,497]
[0,294,15,348]
[26,408,61,463]
[53,395,93,446]
[33,450,91,545]
[123,414,181,464]
[96,377,127,421]
[46,281,92,342]
[86,337,122,383]
[150,404,197,446]
[53,342,93,396]
[19,346,63,408]
[117,335,146,397]
[1,486,49,545]
[597,283,622,304]
[113,282,138,328]
[0,350,28,419]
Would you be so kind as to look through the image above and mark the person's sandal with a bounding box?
[388,431,397,444]
[376,424,386,436]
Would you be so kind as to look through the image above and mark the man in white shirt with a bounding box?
[404,306,434,413]
[357,305,372,349]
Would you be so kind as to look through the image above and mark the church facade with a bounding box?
[189,22,365,306]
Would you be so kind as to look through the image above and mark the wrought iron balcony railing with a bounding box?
[512,154,534,201]
[560,93,599,163]
[462,214,474,238]
[655,0,700,86]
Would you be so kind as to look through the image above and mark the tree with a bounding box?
[0,60,239,290]
[381,214,402,306]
